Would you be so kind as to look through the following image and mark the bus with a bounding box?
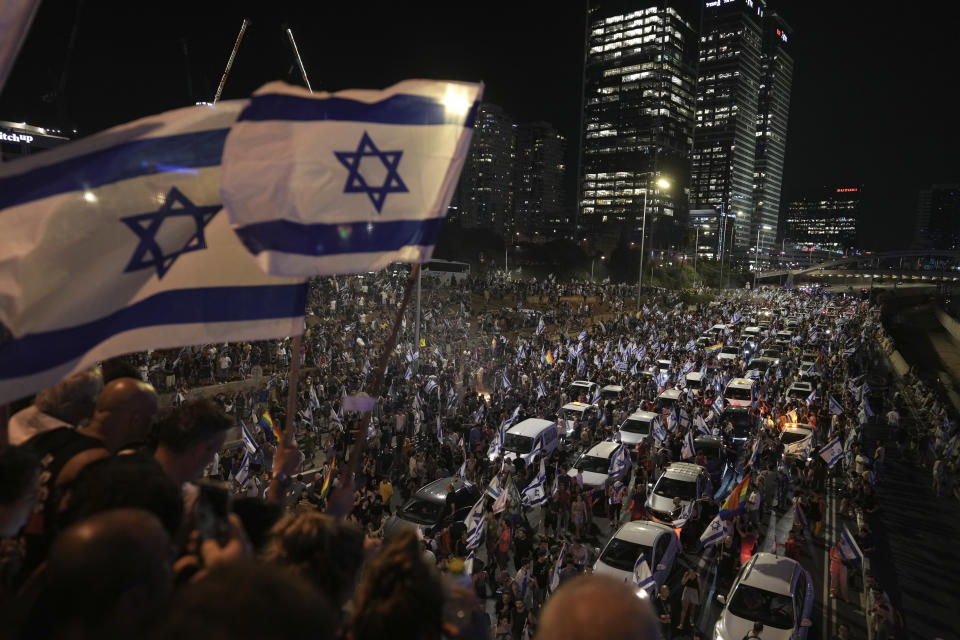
[421,259,471,284]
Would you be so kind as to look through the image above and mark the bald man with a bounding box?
[538,575,659,640]
[19,377,158,578]
[15,509,173,638]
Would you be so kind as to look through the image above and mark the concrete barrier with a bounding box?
[935,307,960,344]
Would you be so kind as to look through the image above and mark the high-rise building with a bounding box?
[914,184,960,250]
[578,0,698,247]
[785,186,861,253]
[448,103,516,233]
[690,0,765,253]
[513,122,567,234]
[753,12,793,254]
[0,120,71,161]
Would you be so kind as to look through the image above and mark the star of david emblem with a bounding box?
[334,131,408,213]
[711,520,722,532]
[121,186,219,279]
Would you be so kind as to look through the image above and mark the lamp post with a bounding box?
[753,224,772,290]
[638,177,671,308]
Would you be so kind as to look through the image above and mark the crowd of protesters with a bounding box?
[0,268,952,640]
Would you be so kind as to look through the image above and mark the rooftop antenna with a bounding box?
[213,18,250,103]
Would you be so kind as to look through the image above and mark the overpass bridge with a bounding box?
[755,250,960,286]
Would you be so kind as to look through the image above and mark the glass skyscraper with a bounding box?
[753,11,793,254]
[514,122,567,234]
[785,186,861,253]
[690,0,764,253]
[578,0,698,247]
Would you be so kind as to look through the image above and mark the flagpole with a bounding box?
[284,27,313,93]
[213,18,249,104]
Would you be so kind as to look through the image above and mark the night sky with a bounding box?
[2,0,957,250]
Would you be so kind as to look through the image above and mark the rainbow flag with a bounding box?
[259,411,280,444]
[320,455,335,498]
[545,350,555,365]
[704,344,723,354]
[722,472,751,511]
[635,311,642,320]
[490,337,497,352]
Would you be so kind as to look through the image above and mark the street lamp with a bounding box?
[638,177,671,307]
[753,224,772,290]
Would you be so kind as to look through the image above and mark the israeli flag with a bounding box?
[344,322,356,333]
[713,395,726,414]
[0,100,308,405]
[679,407,692,430]
[608,444,630,476]
[457,458,467,481]
[748,438,760,469]
[614,361,628,372]
[521,458,548,507]
[591,387,602,405]
[447,386,458,408]
[235,451,251,488]
[240,420,259,455]
[630,361,638,376]
[838,524,863,564]
[537,315,546,336]
[819,437,845,468]
[632,553,656,595]
[861,397,874,419]
[464,550,475,576]
[219,80,482,276]
[549,543,566,593]
[700,514,727,548]
[537,382,547,399]
[487,425,503,460]
[404,366,413,380]
[653,417,667,443]
[486,473,504,500]
[309,384,321,409]
[463,498,486,549]
[578,328,587,342]
[828,394,844,415]
[436,415,443,443]
[424,378,438,395]
[695,413,711,436]
[806,389,817,406]
[681,430,696,460]
[361,357,371,376]
[672,501,693,528]
[501,370,512,391]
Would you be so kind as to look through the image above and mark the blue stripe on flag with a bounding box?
[0,129,230,210]
[234,218,444,257]
[0,284,307,378]
[238,93,479,128]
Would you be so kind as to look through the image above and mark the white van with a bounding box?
[499,418,559,465]
[558,402,599,438]
[743,326,761,339]
[723,378,756,410]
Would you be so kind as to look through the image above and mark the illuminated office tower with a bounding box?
[578,0,698,247]
[514,122,567,233]
[690,0,764,253]
[785,186,861,253]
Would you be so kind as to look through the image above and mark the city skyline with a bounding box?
[1,0,958,250]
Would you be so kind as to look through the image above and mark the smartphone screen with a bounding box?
[196,479,231,542]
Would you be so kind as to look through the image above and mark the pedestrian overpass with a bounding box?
[755,250,960,287]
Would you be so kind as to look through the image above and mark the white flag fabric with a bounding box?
[700,514,728,548]
[220,80,483,276]
[463,498,486,549]
[520,458,548,507]
[819,437,845,468]
[0,101,306,404]
[0,0,40,94]
[633,553,656,595]
[681,430,696,460]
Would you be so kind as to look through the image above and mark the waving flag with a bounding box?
[828,394,844,415]
[485,473,504,501]
[700,514,728,548]
[549,543,566,593]
[521,458,548,506]
[633,553,656,595]
[653,417,667,443]
[0,101,309,405]
[545,349,556,365]
[608,444,630,477]
[501,370,512,391]
[446,386,457,408]
[457,457,467,481]
[838,524,863,565]
[258,411,279,444]
[240,421,259,455]
[695,413,711,436]
[536,315,546,336]
[463,498,486,549]
[681,430,696,460]
[861,397,874,419]
[704,344,723,354]
[819,437,845,468]
[578,329,587,342]
[806,389,817,406]
[721,472,751,511]
[220,80,482,276]
[537,382,546,399]
[424,378,438,394]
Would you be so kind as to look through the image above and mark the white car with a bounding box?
[593,521,679,592]
[618,410,657,446]
[717,346,740,363]
[779,424,814,462]
[568,440,631,489]
[645,462,708,526]
[714,552,814,640]
[568,380,599,403]
[786,381,813,401]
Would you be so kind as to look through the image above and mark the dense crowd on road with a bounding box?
[1,267,953,640]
